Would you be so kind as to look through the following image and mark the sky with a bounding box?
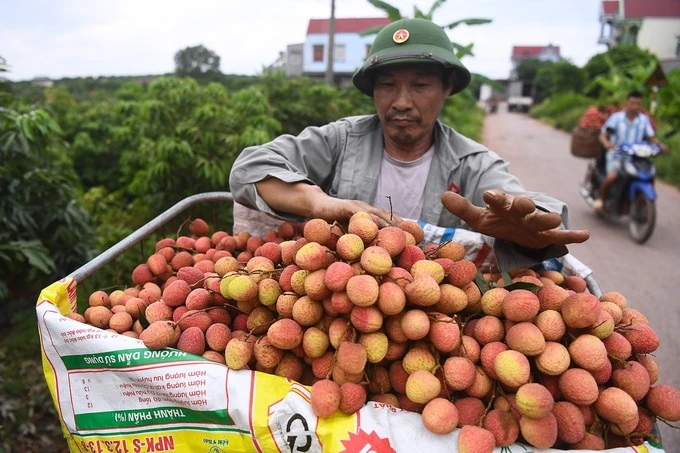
[1,0,609,82]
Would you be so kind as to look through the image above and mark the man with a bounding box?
[595,90,666,213]
[229,18,589,270]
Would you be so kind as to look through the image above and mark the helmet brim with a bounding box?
[352,43,471,97]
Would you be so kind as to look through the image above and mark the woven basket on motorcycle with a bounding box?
[571,106,607,159]
[571,126,604,159]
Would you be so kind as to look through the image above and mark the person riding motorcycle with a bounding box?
[593,90,668,213]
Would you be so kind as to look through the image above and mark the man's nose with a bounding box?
[392,85,413,110]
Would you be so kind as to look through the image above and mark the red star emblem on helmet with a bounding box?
[392,29,409,44]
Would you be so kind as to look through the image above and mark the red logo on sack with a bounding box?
[339,429,395,453]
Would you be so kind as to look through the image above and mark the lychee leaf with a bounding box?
[137,308,150,329]
[474,269,489,294]
[503,281,541,292]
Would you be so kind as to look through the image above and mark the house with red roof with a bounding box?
[303,17,391,85]
[269,17,391,85]
[509,45,562,78]
[599,0,680,59]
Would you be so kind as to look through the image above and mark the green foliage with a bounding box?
[515,59,552,82]
[657,69,680,131]
[529,92,593,132]
[0,55,12,106]
[654,69,680,185]
[655,131,680,187]
[535,61,586,98]
[0,107,94,303]
[260,71,371,136]
[174,44,221,77]
[583,44,657,82]
[441,93,484,141]
[0,330,68,452]
[587,58,658,103]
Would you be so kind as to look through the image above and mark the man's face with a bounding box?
[373,63,452,149]
[626,96,643,115]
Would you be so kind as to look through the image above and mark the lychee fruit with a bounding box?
[482,409,519,447]
[515,383,554,419]
[502,289,540,322]
[225,337,252,370]
[568,334,608,372]
[645,384,680,422]
[421,398,458,435]
[519,413,558,449]
[267,318,303,350]
[405,370,440,404]
[457,425,495,453]
[560,292,601,328]
[310,379,341,417]
[338,382,366,414]
[558,368,599,406]
[140,320,179,349]
[494,349,531,388]
[443,356,476,391]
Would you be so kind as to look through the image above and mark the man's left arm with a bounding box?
[445,154,588,271]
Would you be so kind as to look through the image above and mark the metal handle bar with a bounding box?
[68,192,234,282]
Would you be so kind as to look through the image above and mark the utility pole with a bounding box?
[325,0,335,86]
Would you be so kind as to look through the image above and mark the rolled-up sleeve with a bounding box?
[229,123,342,219]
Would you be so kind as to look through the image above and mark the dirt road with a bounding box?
[482,104,680,448]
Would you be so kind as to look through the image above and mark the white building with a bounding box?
[272,17,391,86]
[599,0,680,60]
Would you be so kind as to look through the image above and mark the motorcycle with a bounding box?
[579,140,665,244]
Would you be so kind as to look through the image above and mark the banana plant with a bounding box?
[361,0,491,59]
[586,54,657,103]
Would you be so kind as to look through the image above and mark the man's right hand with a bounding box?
[312,196,403,228]
[255,178,401,228]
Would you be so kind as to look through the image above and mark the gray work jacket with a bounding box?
[229,115,571,270]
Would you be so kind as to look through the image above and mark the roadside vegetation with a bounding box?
[523,45,680,187]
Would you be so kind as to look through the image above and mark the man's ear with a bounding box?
[444,72,455,96]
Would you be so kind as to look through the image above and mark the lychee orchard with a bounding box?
[75,214,680,451]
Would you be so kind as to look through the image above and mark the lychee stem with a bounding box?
[176,216,192,239]
[656,417,680,430]
[607,353,628,368]
[385,195,394,223]
[480,382,498,424]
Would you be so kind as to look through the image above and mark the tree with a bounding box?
[587,56,658,103]
[583,45,657,97]
[0,56,12,105]
[515,59,552,82]
[658,68,680,131]
[174,45,221,78]
[0,107,94,304]
[535,60,586,99]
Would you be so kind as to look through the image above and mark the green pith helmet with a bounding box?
[352,18,471,97]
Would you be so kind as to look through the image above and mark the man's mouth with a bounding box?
[390,117,417,125]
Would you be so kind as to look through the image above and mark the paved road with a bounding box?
[482,105,680,448]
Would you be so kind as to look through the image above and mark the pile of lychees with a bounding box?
[73,214,680,452]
